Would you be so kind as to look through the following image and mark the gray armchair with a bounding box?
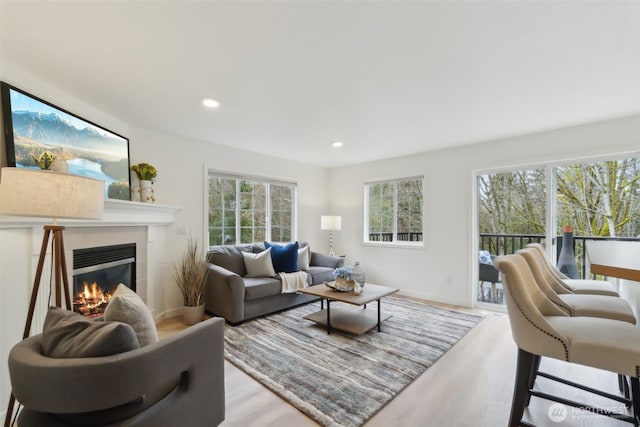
[8,317,225,427]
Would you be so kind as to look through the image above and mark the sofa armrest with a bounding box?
[310,252,344,269]
[203,264,246,323]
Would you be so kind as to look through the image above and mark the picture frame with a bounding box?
[1,81,131,200]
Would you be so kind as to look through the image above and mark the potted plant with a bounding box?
[130,163,157,203]
[32,151,57,170]
[173,237,210,325]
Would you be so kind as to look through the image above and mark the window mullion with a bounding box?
[393,182,398,242]
[235,180,241,244]
[265,184,271,242]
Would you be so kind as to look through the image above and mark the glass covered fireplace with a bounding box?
[72,243,136,318]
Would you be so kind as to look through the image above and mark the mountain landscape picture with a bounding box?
[3,83,130,200]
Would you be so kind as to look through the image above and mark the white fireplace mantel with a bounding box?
[0,199,181,229]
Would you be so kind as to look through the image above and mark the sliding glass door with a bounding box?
[475,155,640,307]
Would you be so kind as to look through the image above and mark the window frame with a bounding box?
[363,175,425,247]
[206,170,297,247]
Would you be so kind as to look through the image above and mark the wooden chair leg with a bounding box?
[525,354,541,406]
[510,348,535,427]
[631,376,639,426]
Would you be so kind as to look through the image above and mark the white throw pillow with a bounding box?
[479,250,494,265]
[242,247,277,277]
[104,283,158,347]
[298,245,310,271]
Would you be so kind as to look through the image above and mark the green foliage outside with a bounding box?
[479,158,640,256]
[368,179,423,242]
[208,177,293,246]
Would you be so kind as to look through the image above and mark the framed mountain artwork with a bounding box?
[1,81,131,200]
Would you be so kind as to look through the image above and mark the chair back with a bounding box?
[526,243,573,294]
[517,248,573,314]
[494,254,569,360]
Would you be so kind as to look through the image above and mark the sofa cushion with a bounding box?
[242,247,277,277]
[42,307,139,358]
[264,241,299,273]
[243,276,283,300]
[306,266,336,285]
[104,284,158,347]
[298,245,310,271]
[208,245,252,276]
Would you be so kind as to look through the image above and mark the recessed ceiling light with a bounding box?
[202,97,220,108]
[331,141,343,148]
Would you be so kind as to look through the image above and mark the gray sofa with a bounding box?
[204,242,344,324]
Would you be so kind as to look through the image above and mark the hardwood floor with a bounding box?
[158,302,633,426]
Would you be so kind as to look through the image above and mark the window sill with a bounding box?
[362,241,425,250]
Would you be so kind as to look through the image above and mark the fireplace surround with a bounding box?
[72,243,136,318]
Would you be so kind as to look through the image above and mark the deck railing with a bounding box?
[479,233,640,279]
[368,232,423,242]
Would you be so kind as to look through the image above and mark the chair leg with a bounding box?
[510,348,535,427]
[631,376,639,426]
[525,354,541,406]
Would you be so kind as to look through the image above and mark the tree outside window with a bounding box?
[208,174,295,246]
[366,177,423,244]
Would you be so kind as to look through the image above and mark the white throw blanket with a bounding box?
[279,271,308,294]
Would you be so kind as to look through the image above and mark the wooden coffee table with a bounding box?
[299,283,399,335]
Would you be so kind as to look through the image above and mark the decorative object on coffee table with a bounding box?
[320,215,341,256]
[326,266,355,291]
[174,237,209,325]
[350,261,365,288]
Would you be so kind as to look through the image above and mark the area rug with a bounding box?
[224,297,483,427]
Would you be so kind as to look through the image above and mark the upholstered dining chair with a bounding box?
[526,243,619,296]
[494,254,640,427]
[518,247,636,324]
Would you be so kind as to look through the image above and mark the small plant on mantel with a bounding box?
[130,163,158,181]
[173,237,210,325]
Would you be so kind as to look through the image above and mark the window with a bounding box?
[208,173,296,246]
[365,177,423,244]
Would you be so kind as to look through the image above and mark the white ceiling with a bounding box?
[1,1,639,168]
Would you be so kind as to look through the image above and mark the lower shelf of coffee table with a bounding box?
[303,306,392,335]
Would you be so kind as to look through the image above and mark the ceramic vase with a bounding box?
[140,180,155,203]
[183,304,205,325]
[351,261,365,288]
[130,173,141,202]
[557,225,578,279]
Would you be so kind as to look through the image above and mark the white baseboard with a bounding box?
[154,307,183,324]
[396,289,469,308]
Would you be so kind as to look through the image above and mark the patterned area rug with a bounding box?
[224,297,483,427]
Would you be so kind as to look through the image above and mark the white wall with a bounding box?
[329,115,640,307]
[0,63,331,419]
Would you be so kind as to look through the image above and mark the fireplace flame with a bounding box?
[75,282,112,316]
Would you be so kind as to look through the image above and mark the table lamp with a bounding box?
[320,215,341,256]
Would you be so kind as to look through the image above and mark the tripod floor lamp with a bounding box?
[320,215,341,256]
[0,167,104,427]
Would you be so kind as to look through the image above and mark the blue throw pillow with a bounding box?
[264,241,299,273]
